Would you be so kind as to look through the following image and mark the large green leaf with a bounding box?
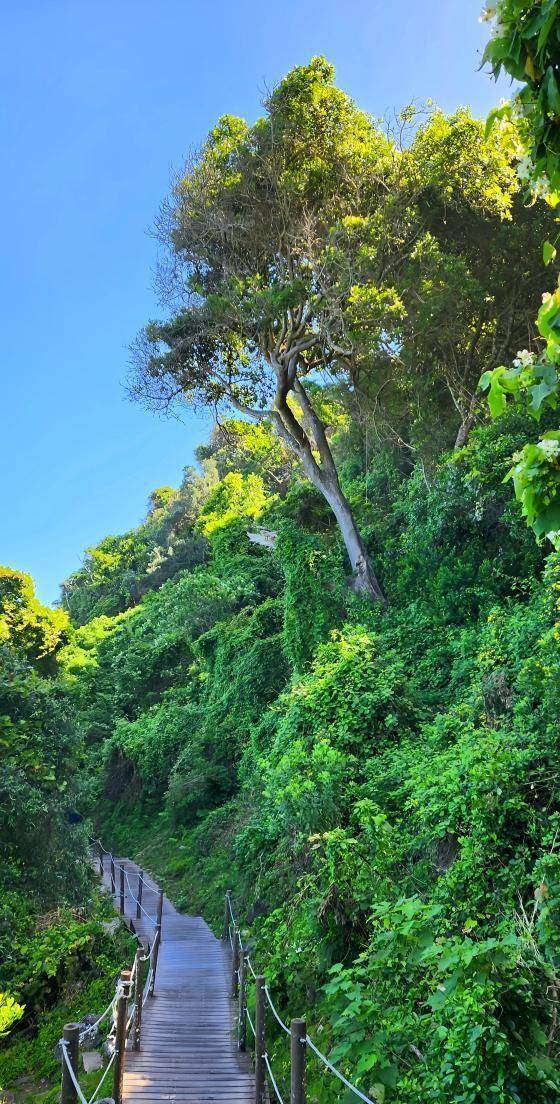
[533,498,560,538]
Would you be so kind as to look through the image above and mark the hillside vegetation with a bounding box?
[54,399,560,1104]
[4,48,560,1104]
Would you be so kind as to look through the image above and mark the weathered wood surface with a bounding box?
[102,858,255,1103]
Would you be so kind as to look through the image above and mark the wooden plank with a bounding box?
[100,857,255,1103]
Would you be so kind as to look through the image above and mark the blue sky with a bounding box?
[0,1,506,605]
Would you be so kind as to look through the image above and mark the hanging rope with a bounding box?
[78,993,116,1044]
[61,1044,89,1104]
[142,967,154,1007]
[264,987,291,1036]
[263,1052,286,1104]
[306,1035,376,1104]
[123,868,157,925]
[94,837,159,895]
[61,1040,119,1104]
[88,1051,116,1104]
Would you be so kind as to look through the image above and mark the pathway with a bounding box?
[101,857,255,1103]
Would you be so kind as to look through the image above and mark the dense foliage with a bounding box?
[55,392,560,1103]
[480,3,560,544]
[483,1,560,198]
[131,58,554,599]
[6,53,560,1104]
[0,570,134,1098]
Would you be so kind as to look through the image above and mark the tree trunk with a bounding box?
[321,476,386,603]
[454,393,478,450]
[269,392,386,605]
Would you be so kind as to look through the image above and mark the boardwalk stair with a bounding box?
[58,842,378,1104]
[101,856,255,1103]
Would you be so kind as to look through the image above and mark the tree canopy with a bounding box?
[132,58,553,599]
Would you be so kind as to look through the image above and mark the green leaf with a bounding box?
[538,9,557,52]
[485,104,509,137]
[377,1065,398,1090]
[543,240,557,265]
[487,379,508,419]
[529,382,551,416]
[533,498,560,539]
[545,67,560,116]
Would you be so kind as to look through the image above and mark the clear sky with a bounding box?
[0,1,507,605]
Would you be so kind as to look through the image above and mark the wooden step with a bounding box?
[100,857,255,1103]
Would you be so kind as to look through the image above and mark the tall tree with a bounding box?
[331,107,554,460]
[132,58,391,601]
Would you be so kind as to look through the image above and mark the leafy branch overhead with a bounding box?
[483,1,560,199]
[480,2,560,544]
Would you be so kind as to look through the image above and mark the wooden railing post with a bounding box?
[291,1019,307,1104]
[133,945,145,1051]
[60,1022,79,1104]
[223,889,232,940]
[112,969,131,1104]
[156,888,164,939]
[149,926,161,997]
[238,948,248,1051]
[119,864,125,915]
[231,926,240,999]
[98,842,104,877]
[110,855,116,895]
[136,870,144,920]
[254,974,266,1104]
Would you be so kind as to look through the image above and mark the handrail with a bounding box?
[124,868,158,925]
[264,1050,285,1104]
[264,986,290,1036]
[92,837,160,896]
[78,993,116,1044]
[87,1049,116,1104]
[91,838,162,937]
[92,838,164,1004]
[88,845,377,1104]
[225,891,377,1104]
[59,973,133,1104]
[57,841,164,1104]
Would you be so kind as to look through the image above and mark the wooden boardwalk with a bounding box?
[102,858,255,1104]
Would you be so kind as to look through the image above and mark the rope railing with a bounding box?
[305,1035,377,1104]
[58,841,166,1104]
[77,992,116,1045]
[264,986,291,1036]
[224,890,377,1104]
[91,837,162,917]
[124,867,158,925]
[92,837,164,992]
[142,966,154,1007]
[87,1049,116,1104]
[59,971,132,1104]
[61,1041,89,1104]
[85,846,377,1104]
[263,1051,286,1104]
[59,940,160,1104]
